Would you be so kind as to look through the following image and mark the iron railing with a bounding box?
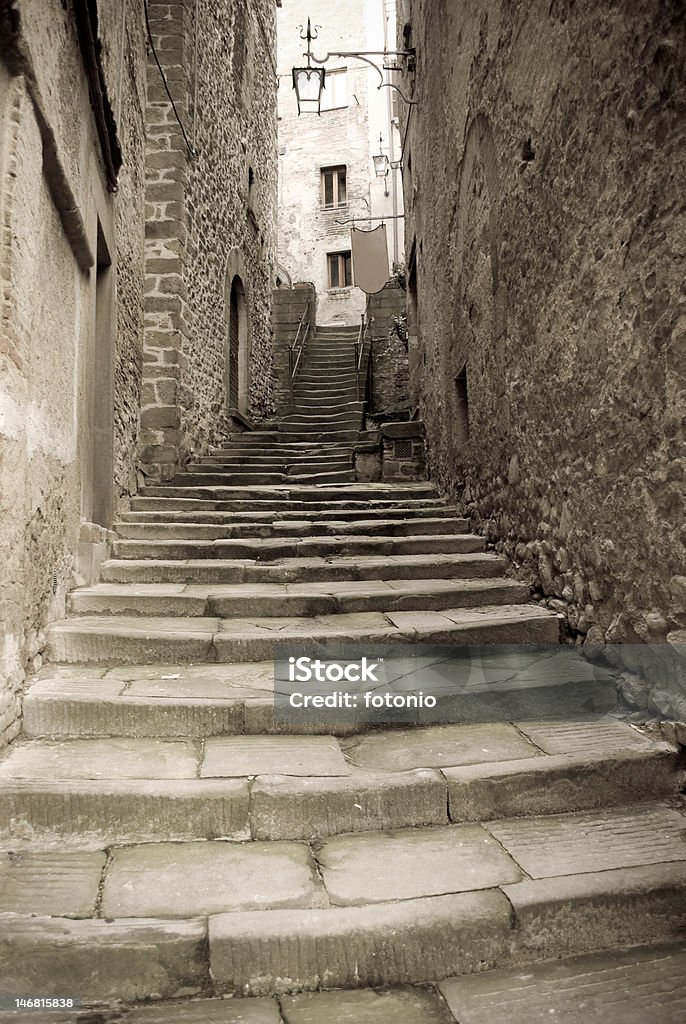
[353,313,374,401]
[288,301,311,402]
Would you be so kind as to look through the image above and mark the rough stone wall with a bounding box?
[403,0,685,710]
[0,0,147,745]
[139,0,278,482]
[367,281,409,419]
[272,286,316,413]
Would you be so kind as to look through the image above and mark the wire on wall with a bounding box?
[143,0,197,158]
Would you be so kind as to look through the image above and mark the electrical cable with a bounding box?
[143,0,197,157]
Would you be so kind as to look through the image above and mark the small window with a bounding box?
[321,68,348,110]
[327,251,353,289]
[321,166,347,209]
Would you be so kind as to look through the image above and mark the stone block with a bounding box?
[210,891,513,994]
[0,915,209,1002]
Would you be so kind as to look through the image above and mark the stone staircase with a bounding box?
[0,328,684,1020]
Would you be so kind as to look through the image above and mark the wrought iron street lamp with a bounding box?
[292,18,416,115]
[292,21,326,114]
[373,134,390,196]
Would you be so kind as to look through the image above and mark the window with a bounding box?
[320,68,347,110]
[327,251,353,289]
[321,166,347,209]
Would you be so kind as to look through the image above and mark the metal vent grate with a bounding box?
[394,439,412,459]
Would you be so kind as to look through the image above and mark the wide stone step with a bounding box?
[276,429,362,441]
[112,516,471,541]
[101,551,512,584]
[21,949,683,1024]
[197,455,353,467]
[67,575,525,618]
[139,483,438,501]
[0,803,683,1002]
[46,604,559,664]
[120,504,461,524]
[129,495,449,512]
[172,470,356,487]
[110,533,487,561]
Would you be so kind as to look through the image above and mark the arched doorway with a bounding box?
[226,273,249,416]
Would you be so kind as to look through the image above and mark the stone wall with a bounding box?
[366,281,409,421]
[139,0,278,482]
[272,286,316,414]
[0,0,147,745]
[402,1,685,712]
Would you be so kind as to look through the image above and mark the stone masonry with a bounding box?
[400,0,686,717]
[139,0,278,484]
[0,0,147,746]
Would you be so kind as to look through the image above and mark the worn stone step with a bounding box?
[139,483,438,501]
[197,455,353,467]
[101,551,512,585]
[129,495,449,513]
[0,729,679,839]
[439,941,686,1024]
[120,505,460,525]
[17,686,678,822]
[172,471,356,487]
[276,429,362,442]
[46,605,559,664]
[0,809,683,1001]
[112,516,471,541]
[67,576,525,618]
[110,533,486,561]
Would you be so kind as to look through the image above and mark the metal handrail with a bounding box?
[353,314,373,401]
[288,300,311,402]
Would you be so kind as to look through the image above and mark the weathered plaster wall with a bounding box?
[276,0,401,326]
[0,0,147,745]
[403,1,685,709]
[139,0,278,482]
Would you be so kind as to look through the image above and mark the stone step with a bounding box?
[110,533,487,561]
[139,483,439,501]
[279,412,362,424]
[112,516,471,541]
[198,454,353,467]
[0,805,683,1001]
[101,551,512,584]
[214,444,357,455]
[67,575,525,618]
[129,495,449,512]
[276,429,362,441]
[46,604,559,664]
[0,722,677,838]
[181,463,353,477]
[172,470,356,487]
[120,505,461,524]
[27,949,682,1024]
[439,940,686,1024]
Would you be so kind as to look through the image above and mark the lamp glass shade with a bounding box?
[373,152,389,177]
[292,67,325,114]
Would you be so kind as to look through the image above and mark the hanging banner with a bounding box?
[351,224,389,294]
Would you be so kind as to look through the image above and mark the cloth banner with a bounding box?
[351,224,389,294]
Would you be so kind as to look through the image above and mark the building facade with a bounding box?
[277,0,403,325]
[0,0,278,747]
[400,0,685,713]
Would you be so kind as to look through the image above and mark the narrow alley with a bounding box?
[0,0,684,1021]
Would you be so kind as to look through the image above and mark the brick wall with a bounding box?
[139,0,278,482]
[403,0,685,715]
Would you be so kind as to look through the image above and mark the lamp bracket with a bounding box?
[310,49,417,105]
